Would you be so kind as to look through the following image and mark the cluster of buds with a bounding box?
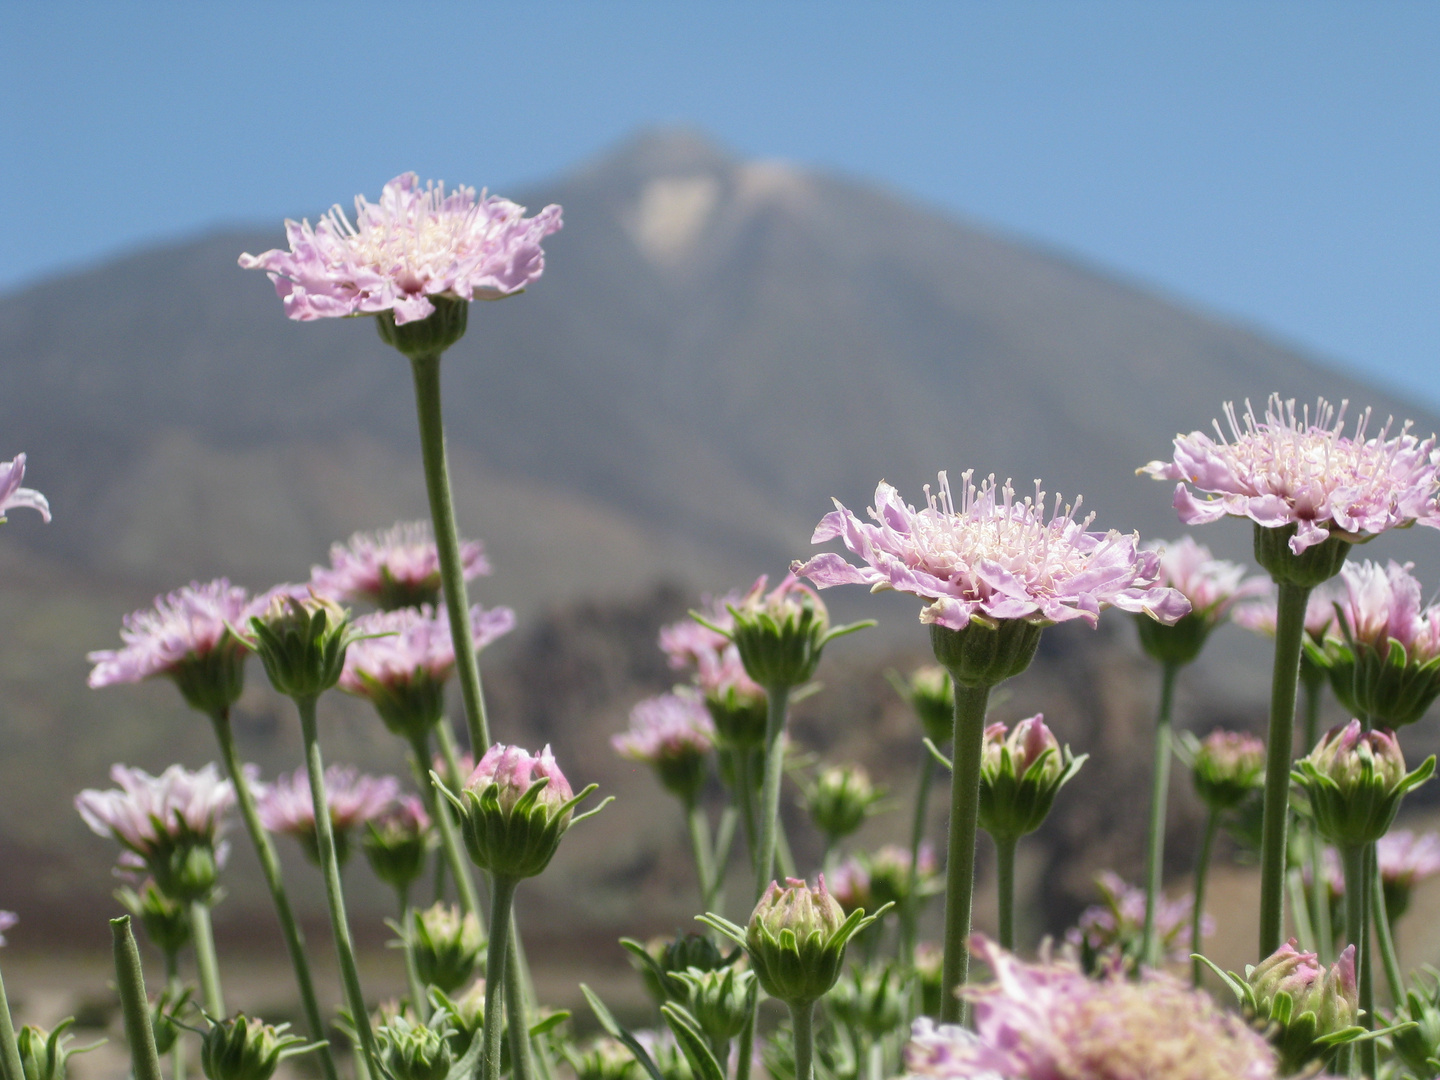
[440,744,606,881]
[700,876,888,1008]
[802,763,886,845]
[1201,939,1360,1074]
[665,965,757,1049]
[562,1037,641,1080]
[889,664,954,746]
[406,902,484,994]
[1182,729,1266,813]
[611,691,715,804]
[623,931,732,1006]
[199,1015,319,1080]
[826,963,909,1041]
[659,597,769,749]
[1292,720,1434,848]
[976,715,1085,841]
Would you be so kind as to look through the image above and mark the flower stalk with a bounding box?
[941,680,989,1023]
[1191,807,1219,986]
[408,732,481,920]
[188,900,225,1018]
[789,1002,816,1080]
[111,916,164,1080]
[1340,844,1375,1077]
[479,876,516,1080]
[755,685,790,899]
[994,834,1018,952]
[0,958,23,1080]
[901,749,937,960]
[1143,660,1178,968]
[1371,859,1405,1006]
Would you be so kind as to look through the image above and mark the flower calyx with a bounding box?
[803,763,886,844]
[975,715,1086,841]
[1253,522,1352,589]
[888,665,954,746]
[1179,729,1266,813]
[1292,720,1434,848]
[198,1014,321,1080]
[245,591,361,701]
[698,875,890,1008]
[15,1018,104,1080]
[403,902,483,994]
[928,617,1043,691]
[374,1012,455,1080]
[376,294,470,362]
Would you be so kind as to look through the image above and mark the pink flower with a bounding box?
[1067,871,1208,967]
[87,580,252,687]
[794,472,1189,630]
[0,453,49,522]
[239,174,562,324]
[0,911,16,947]
[340,603,515,695]
[904,938,1276,1080]
[76,764,235,856]
[1141,395,1440,555]
[1145,536,1268,620]
[611,692,715,765]
[464,744,573,816]
[1379,828,1440,889]
[1329,559,1440,661]
[311,522,490,610]
[1232,579,1343,640]
[828,856,872,913]
[658,593,739,669]
[256,766,400,837]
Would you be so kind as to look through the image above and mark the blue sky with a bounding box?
[3,2,1438,406]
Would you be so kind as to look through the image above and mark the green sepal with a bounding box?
[929,618,1043,689]
[1293,754,1435,848]
[659,1004,724,1080]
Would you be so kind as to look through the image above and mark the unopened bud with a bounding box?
[1294,720,1434,847]
[804,764,884,842]
[409,903,483,994]
[199,1015,315,1080]
[977,715,1084,841]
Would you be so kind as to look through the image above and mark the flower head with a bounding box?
[978,715,1085,840]
[721,572,861,689]
[464,744,573,815]
[803,763,885,842]
[1188,729,1266,811]
[311,522,490,611]
[904,938,1276,1080]
[1066,871,1205,972]
[200,1014,317,1080]
[76,764,235,900]
[0,453,49,522]
[742,875,863,1006]
[239,174,562,325]
[1148,536,1269,619]
[1330,559,1440,659]
[408,902,483,994]
[1295,720,1433,847]
[796,472,1189,631]
[87,580,253,713]
[611,692,715,802]
[362,796,433,891]
[1142,395,1440,555]
[255,766,400,866]
[245,588,357,700]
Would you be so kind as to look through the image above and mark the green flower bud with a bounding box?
[890,665,954,746]
[427,979,485,1058]
[375,1014,454,1080]
[704,686,769,750]
[913,943,944,1019]
[622,932,731,1006]
[803,764,885,843]
[976,715,1085,841]
[1391,969,1440,1080]
[376,295,469,362]
[723,574,869,690]
[929,618,1042,690]
[149,986,193,1057]
[15,1020,102,1080]
[665,966,757,1045]
[247,591,357,701]
[827,963,908,1039]
[864,844,940,910]
[200,1015,316,1080]
[362,798,433,892]
[1252,523,1351,589]
[563,1037,640,1080]
[116,880,191,957]
[1292,720,1434,847]
[442,744,606,881]
[409,902,484,994]
[1183,729,1266,812]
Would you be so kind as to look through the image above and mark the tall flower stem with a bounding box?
[940,681,991,1024]
[397,885,429,1023]
[111,916,164,1080]
[755,685,792,900]
[685,798,718,912]
[1260,582,1313,957]
[296,696,380,1080]
[1191,807,1219,987]
[789,1001,816,1080]
[409,353,491,756]
[208,709,338,1080]
[994,835,1018,952]
[479,876,517,1080]
[901,750,938,960]
[1371,862,1404,1006]
[188,901,225,1018]
[165,950,186,1080]
[504,934,535,1080]
[1143,661,1179,968]
[1341,844,1374,1078]
[1310,831,1334,966]
[408,731,482,920]
[0,957,23,1080]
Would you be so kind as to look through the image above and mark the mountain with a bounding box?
[2,128,1438,956]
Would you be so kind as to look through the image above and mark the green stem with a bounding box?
[1143,662,1178,969]
[995,835,1017,952]
[1260,582,1312,957]
[731,749,760,880]
[1287,867,1316,954]
[409,353,491,755]
[1341,844,1374,1078]
[940,681,991,1025]
[1372,856,1404,1006]
[398,885,429,1023]
[901,750,938,960]
[755,685,792,901]
[188,901,225,1018]
[1191,808,1219,987]
[505,930,534,1080]
[165,951,186,1080]
[478,877,516,1080]
[111,916,164,1080]
[296,696,380,1080]
[1310,828,1335,966]
[208,710,337,1080]
[789,1001,816,1080]
[686,799,717,912]
[734,1005,755,1080]
[409,731,482,920]
[0,956,23,1080]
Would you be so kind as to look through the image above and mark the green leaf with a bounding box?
[529,1011,570,1038]
[661,1004,725,1080]
[579,985,667,1080]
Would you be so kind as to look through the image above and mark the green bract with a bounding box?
[929,618,1043,690]
[1311,634,1440,729]
[827,963,909,1040]
[888,665,954,746]
[976,716,1086,841]
[14,1019,102,1080]
[1292,720,1434,848]
[115,881,191,956]
[406,902,483,994]
[1135,610,1213,668]
[1178,729,1266,813]
[169,636,250,717]
[665,966,757,1045]
[376,295,470,362]
[375,1013,455,1080]
[803,764,885,843]
[1252,523,1352,589]
[199,1015,318,1080]
[247,593,359,701]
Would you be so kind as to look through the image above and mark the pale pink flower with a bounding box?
[1379,829,1440,889]
[1141,395,1440,555]
[1066,870,1208,966]
[256,766,400,837]
[903,938,1276,1080]
[611,692,715,765]
[87,580,251,687]
[1328,559,1440,661]
[311,522,490,610]
[1144,536,1268,620]
[660,593,766,700]
[76,764,235,857]
[696,644,765,700]
[1231,579,1342,640]
[0,911,16,947]
[464,744,573,816]
[0,454,49,522]
[239,173,562,324]
[795,472,1189,630]
[828,857,872,914]
[339,603,515,696]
